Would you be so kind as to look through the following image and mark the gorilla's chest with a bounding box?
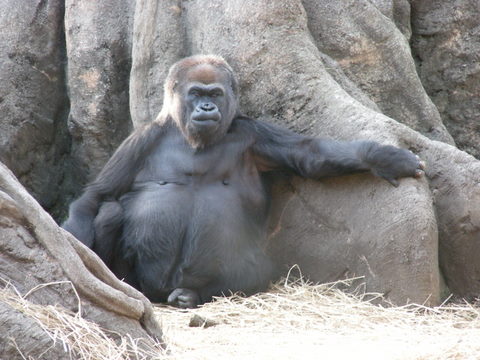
[135,132,259,187]
[124,131,268,228]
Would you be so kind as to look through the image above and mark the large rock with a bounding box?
[268,175,439,304]
[303,0,454,145]
[0,0,71,218]
[65,0,135,190]
[0,162,162,358]
[2,0,480,306]
[411,0,480,159]
[130,0,187,128]
[129,0,445,305]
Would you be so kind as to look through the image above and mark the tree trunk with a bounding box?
[127,0,480,303]
[0,163,162,359]
[65,0,135,183]
[1,2,162,357]
[1,0,480,354]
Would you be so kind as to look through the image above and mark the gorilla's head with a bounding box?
[162,55,240,148]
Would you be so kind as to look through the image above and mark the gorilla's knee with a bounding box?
[93,201,123,265]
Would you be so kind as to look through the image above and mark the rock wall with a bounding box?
[1,0,480,305]
[411,0,480,159]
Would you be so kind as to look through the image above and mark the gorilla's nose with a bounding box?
[199,103,215,112]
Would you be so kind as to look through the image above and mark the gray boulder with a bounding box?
[411,0,480,159]
[0,162,162,359]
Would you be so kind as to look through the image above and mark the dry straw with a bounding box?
[2,271,480,359]
[0,281,165,360]
[159,270,480,360]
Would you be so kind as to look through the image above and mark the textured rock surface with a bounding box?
[303,0,454,144]
[0,301,68,360]
[130,0,187,128]
[0,163,162,359]
[0,0,70,219]
[128,0,442,305]
[1,0,480,312]
[411,0,480,159]
[65,0,135,199]
[268,175,439,304]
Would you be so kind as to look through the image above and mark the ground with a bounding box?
[3,276,480,359]
[157,277,480,360]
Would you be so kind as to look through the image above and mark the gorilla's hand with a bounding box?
[62,198,96,247]
[365,144,425,187]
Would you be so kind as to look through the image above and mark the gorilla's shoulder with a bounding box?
[229,115,259,137]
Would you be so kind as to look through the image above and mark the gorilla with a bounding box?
[63,54,424,308]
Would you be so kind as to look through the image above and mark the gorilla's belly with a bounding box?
[121,180,266,243]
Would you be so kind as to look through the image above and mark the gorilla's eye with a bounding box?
[189,89,201,97]
[211,90,224,98]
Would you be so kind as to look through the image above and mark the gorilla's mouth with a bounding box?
[191,112,221,124]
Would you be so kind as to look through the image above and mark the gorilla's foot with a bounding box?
[167,288,200,308]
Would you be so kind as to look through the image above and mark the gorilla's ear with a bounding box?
[172,80,179,91]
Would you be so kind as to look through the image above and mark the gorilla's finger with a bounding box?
[415,169,424,178]
[385,177,399,187]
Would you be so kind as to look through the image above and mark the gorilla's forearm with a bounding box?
[288,139,420,185]
[249,118,422,184]
[63,121,165,245]
[287,138,373,178]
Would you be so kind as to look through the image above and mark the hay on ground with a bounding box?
[157,275,480,360]
[0,282,165,360]
[2,274,480,360]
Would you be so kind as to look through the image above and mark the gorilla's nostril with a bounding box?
[201,103,215,111]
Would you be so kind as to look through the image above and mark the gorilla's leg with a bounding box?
[197,251,275,304]
[166,241,275,308]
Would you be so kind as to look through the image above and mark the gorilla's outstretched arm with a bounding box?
[247,118,423,186]
[63,121,165,245]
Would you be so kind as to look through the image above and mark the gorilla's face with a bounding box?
[172,64,237,148]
